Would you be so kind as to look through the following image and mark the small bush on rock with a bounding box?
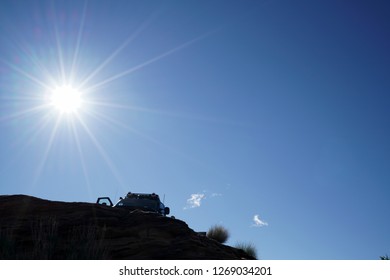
[206,225,229,244]
[235,242,257,259]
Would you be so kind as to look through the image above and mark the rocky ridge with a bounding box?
[0,195,254,259]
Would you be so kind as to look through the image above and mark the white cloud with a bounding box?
[184,193,206,209]
[252,214,268,227]
[211,193,222,197]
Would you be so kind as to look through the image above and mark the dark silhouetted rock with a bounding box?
[0,195,254,260]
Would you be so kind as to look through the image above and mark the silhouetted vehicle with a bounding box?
[96,192,170,216]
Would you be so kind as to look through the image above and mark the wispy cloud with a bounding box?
[252,214,268,227]
[211,193,222,197]
[184,193,206,209]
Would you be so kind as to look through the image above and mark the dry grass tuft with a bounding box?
[206,225,229,244]
[235,242,257,259]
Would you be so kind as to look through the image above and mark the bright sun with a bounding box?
[50,85,83,114]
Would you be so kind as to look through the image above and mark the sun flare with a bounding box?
[50,85,82,114]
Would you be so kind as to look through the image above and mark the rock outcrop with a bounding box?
[0,195,253,259]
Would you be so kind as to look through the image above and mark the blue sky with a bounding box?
[0,0,389,259]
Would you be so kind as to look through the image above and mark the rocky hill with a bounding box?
[0,195,254,259]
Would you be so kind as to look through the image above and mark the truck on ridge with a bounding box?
[96,192,170,216]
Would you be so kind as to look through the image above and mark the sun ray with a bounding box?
[83,108,205,167]
[85,108,165,145]
[55,28,66,84]
[15,43,58,88]
[32,114,62,186]
[74,114,126,193]
[69,117,93,199]
[0,58,53,91]
[52,2,67,85]
[69,0,89,86]
[79,16,153,89]
[84,100,203,118]
[0,111,54,176]
[84,99,246,126]
[0,104,51,123]
[84,30,218,93]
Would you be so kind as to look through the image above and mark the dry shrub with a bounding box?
[206,225,229,244]
[235,242,257,259]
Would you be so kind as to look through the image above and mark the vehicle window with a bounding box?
[116,198,158,210]
[97,197,112,206]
